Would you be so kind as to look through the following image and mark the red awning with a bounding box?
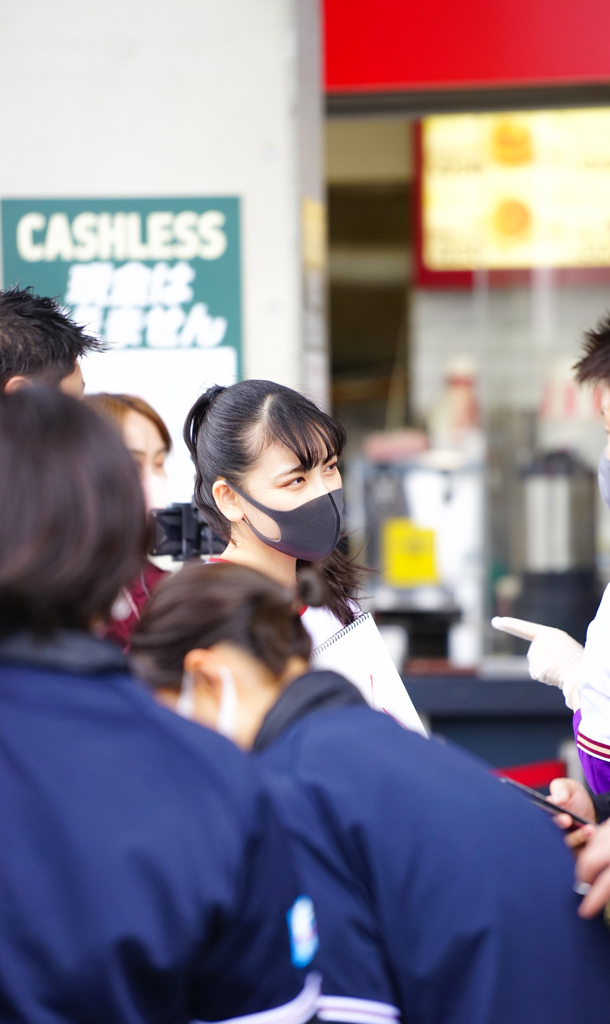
[324,0,610,94]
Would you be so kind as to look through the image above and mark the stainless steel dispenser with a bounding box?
[514,450,600,644]
[523,451,595,573]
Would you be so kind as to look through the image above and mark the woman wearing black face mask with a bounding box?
[184,380,424,734]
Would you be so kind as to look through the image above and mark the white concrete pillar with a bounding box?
[0,0,327,491]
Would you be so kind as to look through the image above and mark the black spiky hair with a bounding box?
[574,312,610,385]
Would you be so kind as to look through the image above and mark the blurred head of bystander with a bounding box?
[575,313,610,454]
[0,387,147,637]
[85,393,171,511]
[131,560,315,748]
[0,389,317,1024]
[0,286,103,397]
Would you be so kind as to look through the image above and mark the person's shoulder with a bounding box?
[295,705,491,799]
[258,700,424,792]
[258,701,581,915]
[107,670,269,821]
[262,700,557,836]
[290,700,427,769]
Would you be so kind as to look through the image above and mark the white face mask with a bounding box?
[216,665,238,738]
[176,664,238,740]
[143,473,168,513]
[176,670,196,719]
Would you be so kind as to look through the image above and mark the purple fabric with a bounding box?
[573,708,610,793]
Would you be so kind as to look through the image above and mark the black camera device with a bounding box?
[148,504,225,561]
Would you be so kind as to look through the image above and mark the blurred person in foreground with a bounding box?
[494,314,610,792]
[85,392,172,647]
[0,388,319,1024]
[131,559,610,1024]
[0,285,102,396]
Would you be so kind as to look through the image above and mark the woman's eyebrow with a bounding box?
[273,453,337,479]
[273,463,306,479]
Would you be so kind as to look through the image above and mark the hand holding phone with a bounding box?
[499,776,595,831]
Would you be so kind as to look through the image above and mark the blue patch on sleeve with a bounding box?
[286,895,319,967]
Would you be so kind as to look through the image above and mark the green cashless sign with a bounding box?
[0,197,242,375]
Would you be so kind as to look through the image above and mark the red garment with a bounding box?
[103,561,168,650]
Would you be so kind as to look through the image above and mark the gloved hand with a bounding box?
[491,616,583,711]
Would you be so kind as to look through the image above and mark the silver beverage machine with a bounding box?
[514,450,601,644]
[362,449,485,669]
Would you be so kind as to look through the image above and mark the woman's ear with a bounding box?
[183,648,224,719]
[212,480,244,524]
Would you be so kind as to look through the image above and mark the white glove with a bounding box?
[491,616,583,711]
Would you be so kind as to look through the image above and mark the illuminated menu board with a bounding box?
[422,109,610,270]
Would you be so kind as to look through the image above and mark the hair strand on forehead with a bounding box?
[574,312,610,385]
[255,395,341,472]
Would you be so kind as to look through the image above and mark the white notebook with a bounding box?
[306,610,427,738]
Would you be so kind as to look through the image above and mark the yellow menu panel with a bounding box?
[382,517,439,588]
[422,109,610,270]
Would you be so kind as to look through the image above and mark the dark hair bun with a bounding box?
[132,561,313,685]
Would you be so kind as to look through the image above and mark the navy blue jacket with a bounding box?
[254,670,610,1024]
[0,632,316,1024]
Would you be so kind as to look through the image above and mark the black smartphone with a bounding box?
[499,776,595,829]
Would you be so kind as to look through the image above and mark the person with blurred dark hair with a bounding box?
[0,388,319,1024]
[132,560,610,1024]
[85,392,172,647]
[534,315,610,915]
[495,314,610,796]
[0,285,102,396]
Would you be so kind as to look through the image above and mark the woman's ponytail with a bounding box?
[297,545,370,627]
[296,567,327,610]
[183,385,228,528]
[183,385,226,460]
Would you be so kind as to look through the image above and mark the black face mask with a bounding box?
[226,481,343,562]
